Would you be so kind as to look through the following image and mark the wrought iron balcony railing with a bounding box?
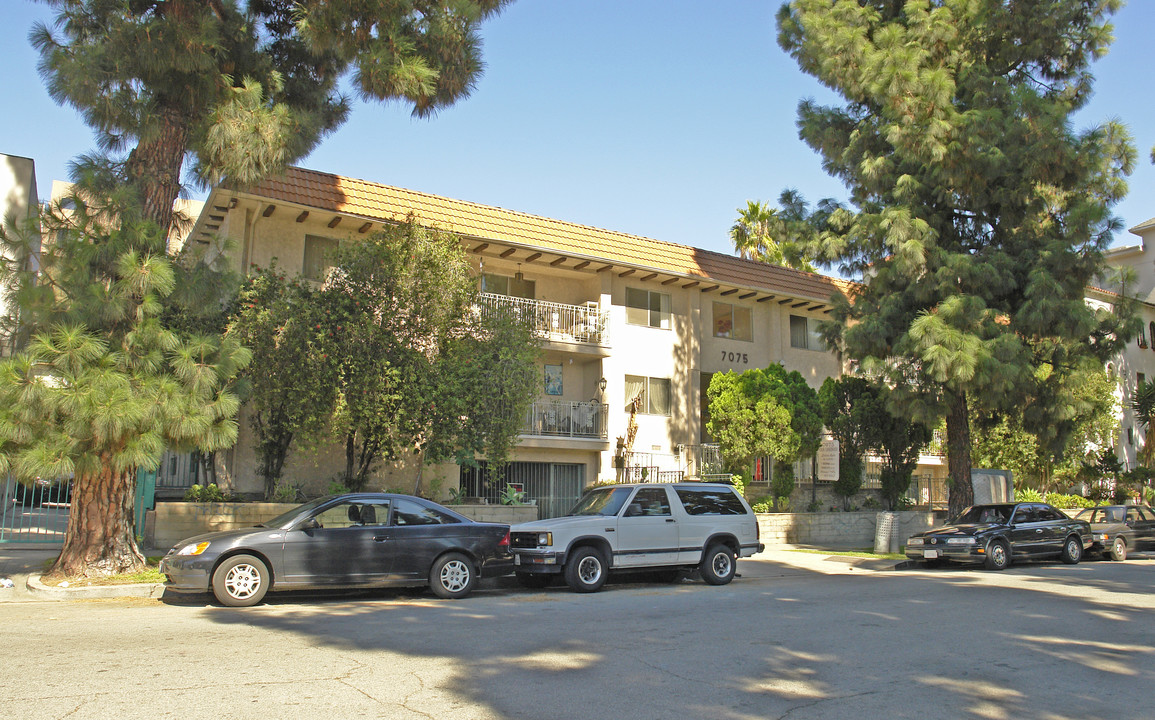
[522,400,609,440]
[479,292,609,345]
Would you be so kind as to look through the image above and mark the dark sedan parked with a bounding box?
[1073,505,1155,561]
[160,493,513,606]
[905,502,1091,571]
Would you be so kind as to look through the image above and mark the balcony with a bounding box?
[522,400,609,440]
[480,292,609,346]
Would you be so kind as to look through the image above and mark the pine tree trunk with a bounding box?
[124,104,189,237]
[946,393,973,518]
[47,459,145,580]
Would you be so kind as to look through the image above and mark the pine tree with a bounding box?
[0,177,249,578]
[778,0,1137,516]
[33,0,511,234]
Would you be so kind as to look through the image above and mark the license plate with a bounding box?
[923,550,939,559]
[514,554,521,566]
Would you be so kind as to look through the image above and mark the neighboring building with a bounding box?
[0,153,41,356]
[187,166,907,510]
[1103,222,1155,470]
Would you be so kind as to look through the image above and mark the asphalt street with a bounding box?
[2,549,1154,720]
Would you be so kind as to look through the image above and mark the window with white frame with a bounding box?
[625,288,671,329]
[789,315,824,351]
[625,374,672,416]
[303,235,340,281]
[713,302,752,341]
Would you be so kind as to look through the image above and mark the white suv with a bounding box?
[509,482,764,593]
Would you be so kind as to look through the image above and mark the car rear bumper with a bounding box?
[480,553,516,577]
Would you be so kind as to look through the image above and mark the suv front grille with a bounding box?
[510,532,541,549]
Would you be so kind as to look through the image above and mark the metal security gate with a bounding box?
[1,475,72,546]
[3,470,155,546]
[459,461,585,519]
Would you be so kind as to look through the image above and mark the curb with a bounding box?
[26,574,167,600]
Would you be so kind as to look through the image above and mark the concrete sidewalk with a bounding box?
[0,547,168,602]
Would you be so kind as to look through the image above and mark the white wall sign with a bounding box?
[817,437,840,482]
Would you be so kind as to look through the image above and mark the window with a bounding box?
[713,302,752,341]
[303,235,340,281]
[674,487,748,516]
[625,288,670,329]
[312,499,391,529]
[481,272,535,299]
[624,488,672,517]
[392,498,458,526]
[789,315,824,351]
[1140,373,1147,388]
[625,374,672,415]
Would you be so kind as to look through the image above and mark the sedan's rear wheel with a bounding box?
[212,554,269,607]
[430,553,477,599]
[985,540,1010,571]
[1060,535,1083,565]
[1109,536,1128,562]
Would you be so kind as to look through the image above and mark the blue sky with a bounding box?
[2,1,1153,258]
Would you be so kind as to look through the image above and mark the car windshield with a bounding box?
[569,487,632,516]
[953,506,1010,525]
[258,496,333,529]
[1075,507,1124,524]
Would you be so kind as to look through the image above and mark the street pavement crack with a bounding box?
[776,688,882,720]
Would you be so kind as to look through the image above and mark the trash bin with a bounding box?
[874,511,897,554]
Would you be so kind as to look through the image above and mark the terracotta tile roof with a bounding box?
[240,166,854,303]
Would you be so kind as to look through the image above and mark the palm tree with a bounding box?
[1132,380,1155,467]
[727,191,819,272]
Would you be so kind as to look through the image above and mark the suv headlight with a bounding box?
[535,532,553,547]
[946,538,976,545]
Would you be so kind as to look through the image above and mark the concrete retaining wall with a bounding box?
[148,502,539,549]
[756,510,942,548]
[149,502,937,553]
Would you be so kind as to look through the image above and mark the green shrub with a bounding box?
[1044,492,1094,509]
[750,496,774,513]
[271,481,304,503]
[1014,487,1043,502]
[727,472,750,496]
[183,483,235,502]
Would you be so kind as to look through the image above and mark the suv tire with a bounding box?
[564,546,607,593]
[699,543,736,585]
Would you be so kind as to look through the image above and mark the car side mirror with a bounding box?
[297,518,320,531]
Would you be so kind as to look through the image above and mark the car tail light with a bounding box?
[499,530,510,548]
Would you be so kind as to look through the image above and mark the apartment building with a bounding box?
[187,167,863,510]
[0,153,40,356]
[1102,222,1155,470]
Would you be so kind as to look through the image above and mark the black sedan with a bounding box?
[1073,504,1155,561]
[159,493,513,606]
[905,502,1092,571]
